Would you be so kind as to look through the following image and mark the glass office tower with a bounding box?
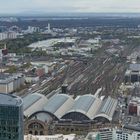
[0,93,23,140]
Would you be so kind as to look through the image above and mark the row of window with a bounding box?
[0,120,18,125]
[0,133,19,140]
[117,134,128,140]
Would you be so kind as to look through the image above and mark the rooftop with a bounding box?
[0,93,22,106]
[23,93,47,117]
[44,94,69,114]
[70,95,95,113]
[43,94,74,118]
[23,93,45,110]
[129,64,140,71]
[95,96,118,121]
[124,124,140,132]
[65,94,102,120]
[24,134,76,140]
[99,97,116,115]
[0,73,23,84]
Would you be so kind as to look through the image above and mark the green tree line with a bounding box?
[0,33,52,54]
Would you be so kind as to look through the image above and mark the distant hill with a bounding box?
[1,12,140,18]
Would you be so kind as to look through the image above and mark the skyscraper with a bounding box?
[47,23,51,33]
[0,93,23,140]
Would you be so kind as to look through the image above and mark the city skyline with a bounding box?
[1,0,140,14]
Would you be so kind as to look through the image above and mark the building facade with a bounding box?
[0,74,24,94]
[0,93,24,140]
[24,119,48,136]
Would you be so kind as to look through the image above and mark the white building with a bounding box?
[24,134,76,140]
[43,65,49,74]
[0,73,24,94]
[7,31,18,39]
[113,129,140,140]
[0,31,18,40]
[27,26,40,33]
[85,127,140,140]
[31,61,56,73]
[0,32,8,40]
[85,128,113,140]
[46,23,51,33]
[25,75,40,83]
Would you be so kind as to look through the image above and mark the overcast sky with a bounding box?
[1,0,140,14]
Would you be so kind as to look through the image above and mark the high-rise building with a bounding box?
[45,23,51,33]
[27,26,40,33]
[48,23,51,32]
[0,93,23,140]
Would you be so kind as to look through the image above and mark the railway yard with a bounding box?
[23,44,134,99]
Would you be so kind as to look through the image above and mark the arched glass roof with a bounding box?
[23,93,46,110]
[71,95,95,113]
[94,97,118,121]
[62,94,102,120]
[43,94,74,119]
[23,93,48,117]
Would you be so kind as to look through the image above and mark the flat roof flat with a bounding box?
[130,64,140,71]
[0,93,22,106]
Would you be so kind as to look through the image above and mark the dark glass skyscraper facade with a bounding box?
[0,93,23,140]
